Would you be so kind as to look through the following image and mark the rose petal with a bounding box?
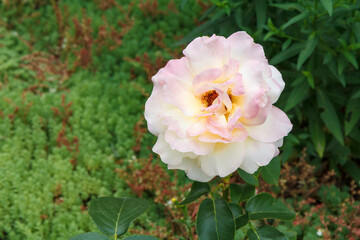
[264,66,285,104]
[227,31,267,67]
[168,158,214,182]
[199,142,246,177]
[245,106,293,143]
[183,35,230,75]
[163,79,202,117]
[164,129,214,155]
[152,57,193,87]
[193,68,222,95]
[153,134,197,165]
[239,139,276,174]
[144,87,173,136]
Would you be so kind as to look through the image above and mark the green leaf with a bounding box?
[309,120,326,158]
[246,193,295,221]
[197,198,235,240]
[317,90,344,145]
[281,11,309,30]
[282,39,292,51]
[89,197,150,237]
[255,0,267,31]
[260,157,281,185]
[123,235,159,240]
[179,182,211,205]
[284,81,309,111]
[343,161,360,182]
[345,98,360,136]
[69,233,110,240]
[247,226,289,240]
[320,0,333,16]
[270,43,304,65]
[343,51,359,69]
[237,169,258,186]
[351,89,360,99]
[353,22,360,42]
[269,3,304,11]
[228,203,249,229]
[301,70,315,89]
[297,33,318,70]
[229,183,255,203]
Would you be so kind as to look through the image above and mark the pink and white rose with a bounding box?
[144,31,292,182]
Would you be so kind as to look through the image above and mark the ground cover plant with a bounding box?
[0,0,359,239]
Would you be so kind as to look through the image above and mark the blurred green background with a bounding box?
[0,0,359,239]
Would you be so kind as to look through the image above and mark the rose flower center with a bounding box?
[201,90,219,107]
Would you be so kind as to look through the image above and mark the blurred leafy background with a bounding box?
[0,0,359,239]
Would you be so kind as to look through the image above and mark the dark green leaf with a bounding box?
[237,169,258,186]
[89,197,150,237]
[309,120,326,158]
[317,90,344,145]
[284,81,309,111]
[69,233,110,240]
[353,22,360,42]
[343,51,359,69]
[320,0,333,16]
[297,33,318,70]
[282,39,292,51]
[281,11,309,30]
[246,193,295,221]
[255,0,267,31]
[301,70,315,89]
[179,182,211,205]
[260,157,281,185]
[345,98,360,136]
[235,213,249,229]
[269,3,304,11]
[247,226,289,240]
[229,183,255,203]
[351,89,360,99]
[343,161,360,182]
[270,43,304,65]
[196,198,235,240]
[123,235,159,240]
[228,203,249,229]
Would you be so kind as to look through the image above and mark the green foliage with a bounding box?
[70,233,109,240]
[246,193,296,221]
[196,198,235,240]
[89,197,150,237]
[0,1,205,239]
[247,225,288,240]
[180,0,360,178]
[178,182,211,205]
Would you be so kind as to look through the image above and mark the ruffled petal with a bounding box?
[245,106,293,143]
[264,66,285,104]
[168,158,214,182]
[183,35,230,75]
[163,79,202,117]
[152,57,193,87]
[164,129,214,155]
[199,142,246,177]
[239,139,276,174]
[144,87,173,136]
[227,31,267,67]
[153,134,197,165]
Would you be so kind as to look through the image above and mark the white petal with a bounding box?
[153,134,197,165]
[144,87,173,136]
[264,66,285,103]
[245,106,292,143]
[227,31,267,67]
[239,139,277,174]
[199,142,246,177]
[183,35,230,75]
[169,158,214,182]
